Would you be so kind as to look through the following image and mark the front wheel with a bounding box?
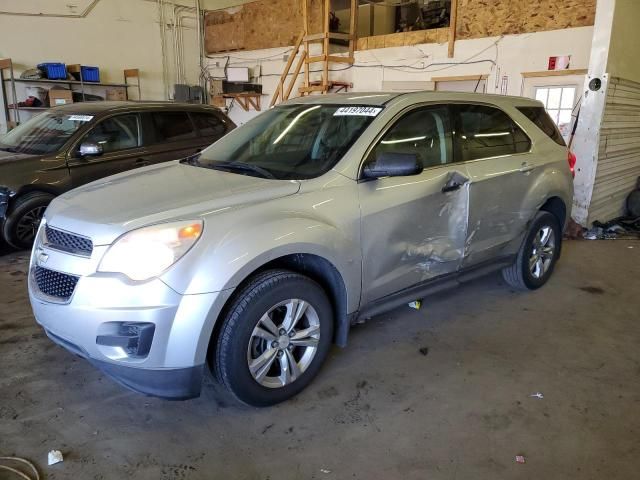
[2,192,53,249]
[213,270,334,406]
[502,211,561,290]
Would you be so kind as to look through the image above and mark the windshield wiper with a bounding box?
[0,145,18,153]
[206,161,276,179]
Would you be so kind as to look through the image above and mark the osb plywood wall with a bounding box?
[456,0,596,39]
[357,28,449,51]
[205,0,597,54]
[205,0,322,53]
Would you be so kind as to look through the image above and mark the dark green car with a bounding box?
[0,101,235,248]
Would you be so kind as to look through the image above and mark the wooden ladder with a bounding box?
[270,0,357,107]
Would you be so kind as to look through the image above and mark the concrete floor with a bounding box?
[0,240,638,480]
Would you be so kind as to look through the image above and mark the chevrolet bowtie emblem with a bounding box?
[38,252,49,264]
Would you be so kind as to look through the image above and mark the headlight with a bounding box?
[98,220,203,281]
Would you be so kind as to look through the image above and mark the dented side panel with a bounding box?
[462,153,540,266]
[358,165,470,305]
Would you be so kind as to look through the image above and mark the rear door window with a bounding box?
[517,106,566,146]
[151,112,196,142]
[191,112,227,138]
[455,105,531,162]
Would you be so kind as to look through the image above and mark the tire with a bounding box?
[2,192,54,250]
[502,211,561,291]
[213,269,334,407]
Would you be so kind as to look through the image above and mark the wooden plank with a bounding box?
[432,74,489,82]
[327,55,354,64]
[124,68,139,78]
[349,0,358,58]
[303,0,310,91]
[306,55,327,63]
[448,0,458,58]
[299,85,328,93]
[0,58,13,70]
[521,69,588,78]
[323,0,330,90]
[284,49,307,100]
[270,31,305,107]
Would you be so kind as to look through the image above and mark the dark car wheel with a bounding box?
[502,211,561,290]
[2,192,53,250]
[213,269,334,407]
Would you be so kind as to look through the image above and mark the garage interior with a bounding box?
[1,0,639,479]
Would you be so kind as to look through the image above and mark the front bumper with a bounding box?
[45,329,205,399]
[29,238,233,399]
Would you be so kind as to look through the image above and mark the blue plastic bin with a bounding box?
[80,66,100,82]
[37,63,67,80]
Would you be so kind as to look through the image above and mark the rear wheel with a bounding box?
[213,270,333,406]
[2,192,53,249]
[502,211,561,290]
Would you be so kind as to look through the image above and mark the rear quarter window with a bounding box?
[517,106,566,147]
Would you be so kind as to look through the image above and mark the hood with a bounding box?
[47,161,301,245]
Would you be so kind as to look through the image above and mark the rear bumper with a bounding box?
[45,328,205,399]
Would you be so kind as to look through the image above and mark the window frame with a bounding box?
[70,112,143,159]
[149,110,198,144]
[452,103,533,163]
[189,110,228,138]
[358,101,534,181]
[533,84,579,142]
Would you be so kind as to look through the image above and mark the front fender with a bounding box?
[161,211,362,313]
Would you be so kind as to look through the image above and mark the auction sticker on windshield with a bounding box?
[334,107,382,117]
[68,115,94,122]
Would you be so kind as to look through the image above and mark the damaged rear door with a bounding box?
[452,104,534,267]
[358,105,470,305]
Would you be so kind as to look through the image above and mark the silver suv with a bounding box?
[29,92,574,406]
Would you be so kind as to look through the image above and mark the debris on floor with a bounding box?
[419,347,429,356]
[584,214,640,240]
[0,456,40,480]
[47,450,63,466]
[515,455,526,464]
[408,300,422,310]
[529,392,544,399]
[320,468,332,474]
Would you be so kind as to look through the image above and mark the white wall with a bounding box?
[206,26,594,126]
[0,0,201,132]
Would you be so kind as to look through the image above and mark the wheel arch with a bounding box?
[207,252,351,370]
[539,196,567,231]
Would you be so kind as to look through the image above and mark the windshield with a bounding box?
[193,104,381,180]
[0,111,92,155]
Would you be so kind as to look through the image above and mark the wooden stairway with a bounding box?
[270,0,357,107]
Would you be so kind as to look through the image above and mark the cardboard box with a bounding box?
[49,89,73,107]
[105,88,127,101]
[210,95,226,108]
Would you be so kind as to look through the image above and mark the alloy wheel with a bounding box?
[15,206,46,244]
[247,299,320,389]
[529,226,555,279]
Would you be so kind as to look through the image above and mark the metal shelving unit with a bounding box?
[0,58,142,127]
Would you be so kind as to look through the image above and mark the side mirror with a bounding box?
[362,152,422,179]
[79,142,103,157]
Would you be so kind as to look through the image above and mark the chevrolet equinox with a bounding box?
[29,92,574,406]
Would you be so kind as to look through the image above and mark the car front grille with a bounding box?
[33,266,79,302]
[45,225,93,256]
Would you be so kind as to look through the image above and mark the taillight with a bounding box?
[568,151,577,178]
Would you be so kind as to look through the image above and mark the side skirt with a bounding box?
[354,255,515,322]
